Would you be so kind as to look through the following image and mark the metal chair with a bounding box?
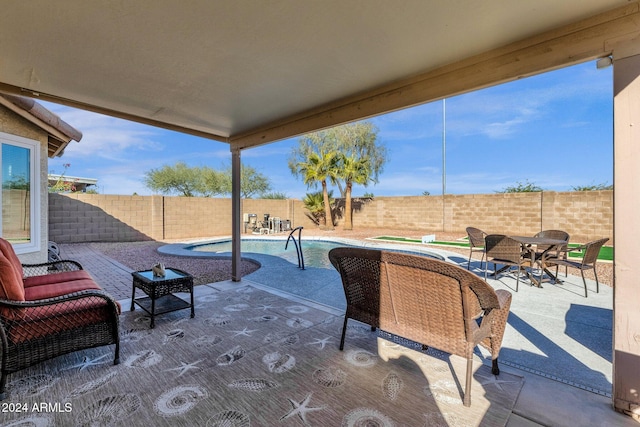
[544,238,609,297]
[484,234,534,292]
[466,227,487,270]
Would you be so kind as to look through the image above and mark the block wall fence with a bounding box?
[48,191,613,245]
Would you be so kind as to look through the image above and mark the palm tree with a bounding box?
[289,122,386,231]
[302,190,334,225]
[339,154,371,230]
[295,150,340,229]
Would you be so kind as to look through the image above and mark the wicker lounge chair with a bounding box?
[544,237,609,297]
[466,227,487,270]
[484,234,535,292]
[0,238,120,399]
[329,247,512,407]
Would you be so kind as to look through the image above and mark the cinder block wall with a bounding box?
[162,197,231,239]
[541,190,612,243]
[49,193,154,243]
[353,196,444,231]
[447,193,541,235]
[48,191,613,244]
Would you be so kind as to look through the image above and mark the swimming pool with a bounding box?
[184,238,441,269]
[187,239,349,269]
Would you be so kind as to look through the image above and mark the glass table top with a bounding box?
[134,268,189,281]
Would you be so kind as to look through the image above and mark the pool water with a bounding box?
[187,239,440,269]
[187,239,347,269]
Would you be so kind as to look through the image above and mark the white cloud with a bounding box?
[44,104,161,160]
[482,117,528,139]
[444,63,611,140]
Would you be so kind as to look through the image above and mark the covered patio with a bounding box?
[1,1,639,422]
[3,239,626,426]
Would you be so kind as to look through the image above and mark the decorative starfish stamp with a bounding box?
[306,337,332,350]
[280,393,325,426]
[66,354,109,371]
[164,360,204,377]
[231,327,258,337]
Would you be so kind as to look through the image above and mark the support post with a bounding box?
[231,146,242,282]
[613,49,640,419]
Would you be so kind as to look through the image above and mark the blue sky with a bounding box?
[45,60,613,199]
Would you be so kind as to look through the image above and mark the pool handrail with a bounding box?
[285,226,305,270]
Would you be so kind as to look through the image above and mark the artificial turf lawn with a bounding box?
[372,236,613,261]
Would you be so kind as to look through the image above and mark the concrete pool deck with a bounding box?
[159,236,613,395]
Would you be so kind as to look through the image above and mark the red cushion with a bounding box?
[23,270,94,288]
[0,251,25,301]
[24,278,102,301]
[8,296,117,343]
[0,238,24,279]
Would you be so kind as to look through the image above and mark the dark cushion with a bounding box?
[23,270,94,289]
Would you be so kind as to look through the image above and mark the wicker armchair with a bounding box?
[466,227,487,270]
[544,237,609,297]
[484,234,535,292]
[329,247,512,407]
[0,239,120,399]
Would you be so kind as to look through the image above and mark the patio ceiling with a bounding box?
[0,1,637,149]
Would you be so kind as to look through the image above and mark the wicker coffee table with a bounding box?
[130,267,195,328]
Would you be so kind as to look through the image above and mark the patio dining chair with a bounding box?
[533,229,570,276]
[466,227,487,271]
[484,234,534,292]
[544,237,609,297]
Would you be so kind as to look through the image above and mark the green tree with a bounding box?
[201,167,226,196]
[144,162,272,198]
[290,150,340,229]
[338,154,371,230]
[220,164,271,198]
[289,121,386,229]
[144,162,207,196]
[571,182,613,191]
[260,192,288,199]
[497,180,543,193]
[302,190,334,225]
[330,122,386,197]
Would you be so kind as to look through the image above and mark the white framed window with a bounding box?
[0,131,41,254]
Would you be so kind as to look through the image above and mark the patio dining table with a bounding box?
[509,235,568,287]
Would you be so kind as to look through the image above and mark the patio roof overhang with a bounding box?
[0,1,637,150]
[0,93,82,157]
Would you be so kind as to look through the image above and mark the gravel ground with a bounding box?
[91,241,260,286]
[90,227,612,287]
